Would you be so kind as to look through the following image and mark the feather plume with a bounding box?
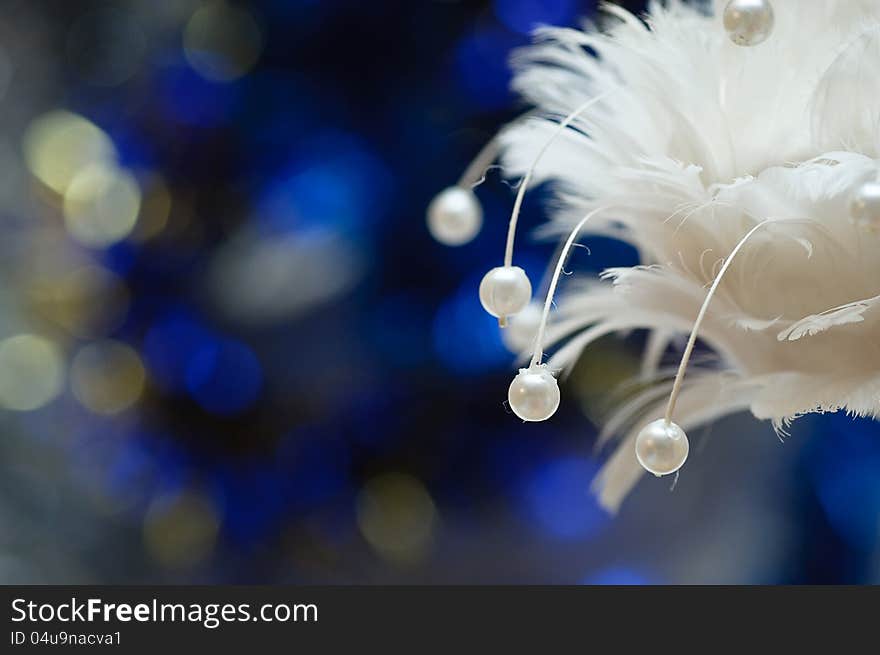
[496,0,880,510]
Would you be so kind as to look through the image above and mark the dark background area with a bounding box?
[0,0,877,584]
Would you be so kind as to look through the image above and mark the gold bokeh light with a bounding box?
[0,334,65,411]
[70,340,146,415]
[143,491,220,569]
[23,110,116,195]
[356,472,437,564]
[183,1,263,82]
[63,164,141,248]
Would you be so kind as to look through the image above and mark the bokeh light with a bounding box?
[23,111,116,195]
[132,173,172,241]
[26,264,130,338]
[455,25,520,110]
[70,340,146,415]
[184,1,263,82]
[63,163,141,248]
[519,456,607,540]
[582,566,655,586]
[66,7,147,86]
[808,415,880,552]
[255,130,392,235]
[143,490,220,569]
[185,337,263,415]
[0,334,64,411]
[433,275,509,375]
[0,0,873,587]
[157,61,239,126]
[208,227,366,325]
[357,473,437,564]
[143,310,211,394]
[493,0,580,35]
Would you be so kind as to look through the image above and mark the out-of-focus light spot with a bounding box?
[432,276,508,375]
[71,340,146,415]
[143,490,220,569]
[520,456,607,540]
[132,173,172,241]
[569,338,640,423]
[143,310,211,393]
[66,7,147,86]
[257,132,392,235]
[185,337,262,415]
[357,473,436,564]
[23,111,116,194]
[26,264,130,338]
[208,226,365,325]
[63,164,141,248]
[158,62,238,126]
[209,461,288,545]
[184,1,263,82]
[582,566,654,586]
[455,26,521,110]
[0,334,64,411]
[493,0,579,35]
[808,415,880,551]
[100,242,138,277]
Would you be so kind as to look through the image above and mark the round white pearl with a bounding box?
[635,419,690,477]
[850,181,880,230]
[426,186,482,246]
[502,302,543,353]
[508,364,560,422]
[723,0,774,47]
[479,266,532,320]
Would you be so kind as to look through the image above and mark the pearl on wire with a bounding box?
[635,419,689,477]
[636,221,771,477]
[428,127,504,247]
[723,0,774,47]
[850,180,880,231]
[508,364,560,422]
[426,186,482,246]
[503,206,609,423]
[479,266,532,324]
[479,94,611,324]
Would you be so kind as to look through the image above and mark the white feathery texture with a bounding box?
[497,0,880,511]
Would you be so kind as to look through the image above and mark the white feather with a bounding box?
[495,0,880,508]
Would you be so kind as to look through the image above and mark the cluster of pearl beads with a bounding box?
[425,1,787,481]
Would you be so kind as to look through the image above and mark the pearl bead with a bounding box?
[635,419,690,477]
[479,266,532,320]
[426,186,482,246]
[508,364,560,422]
[723,0,774,47]
[850,181,880,230]
[502,302,543,353]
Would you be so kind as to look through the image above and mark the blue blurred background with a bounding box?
[0,0,878,584]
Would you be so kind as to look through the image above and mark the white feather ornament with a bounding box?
[439,0,880,511]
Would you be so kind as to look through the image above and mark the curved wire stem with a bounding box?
[663,220,771,424]
[503,94,610,268]
[458,137,502,189]
[530,206,610,368]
